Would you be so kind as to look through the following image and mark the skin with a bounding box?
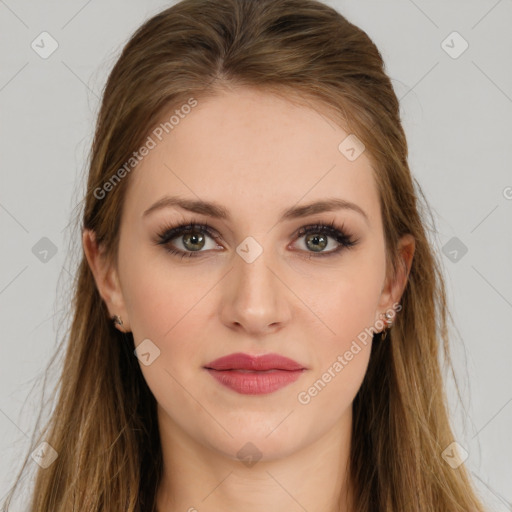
[83,85,415,512]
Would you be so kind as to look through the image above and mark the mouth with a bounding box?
[203,352,307,395]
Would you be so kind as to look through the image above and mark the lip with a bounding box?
[204,352,307,395]
[205,352,305,371]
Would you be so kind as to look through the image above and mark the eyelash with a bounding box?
[154,217,359,260]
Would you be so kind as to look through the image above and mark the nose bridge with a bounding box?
[234,241,278,307]
[222,236,290,332]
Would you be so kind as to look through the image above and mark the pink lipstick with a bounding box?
[204,352,306,395]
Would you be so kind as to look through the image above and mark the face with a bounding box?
[86,86,412,462]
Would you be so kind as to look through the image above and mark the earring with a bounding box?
[112,315,124,330]
[380,311,394,340]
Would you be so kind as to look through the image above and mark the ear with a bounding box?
[82,228,131,332]
[375,233,415,319]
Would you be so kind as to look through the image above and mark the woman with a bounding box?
[3,0,488,510]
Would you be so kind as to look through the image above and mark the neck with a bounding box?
[155,404,354,512]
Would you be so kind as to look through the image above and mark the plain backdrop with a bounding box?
[0,0,511,509]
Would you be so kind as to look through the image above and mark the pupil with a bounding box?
[184,232,205,251]
[306,233,327,252]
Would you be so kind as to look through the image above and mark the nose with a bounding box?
[219,243,292,336]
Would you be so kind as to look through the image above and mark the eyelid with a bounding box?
[289,221,359,255]
[156,221,223,247]
[154,218,359,258]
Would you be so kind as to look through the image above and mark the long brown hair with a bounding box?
[3,0,487,510]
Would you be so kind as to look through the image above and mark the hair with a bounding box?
[3,0,487,510]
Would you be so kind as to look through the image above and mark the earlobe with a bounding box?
[82,229,129,330]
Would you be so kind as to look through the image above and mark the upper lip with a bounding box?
[204,352,306,371]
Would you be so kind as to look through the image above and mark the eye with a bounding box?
[154,221,221,260]
[291,220,359,258]
[154,218,359,260]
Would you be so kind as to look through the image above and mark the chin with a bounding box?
[201,419,310,461]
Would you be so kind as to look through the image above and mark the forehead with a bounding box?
[124,86,380,227]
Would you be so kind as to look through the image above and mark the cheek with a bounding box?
[294,261,382,416]
[120,241,214,340]
[119,246,224,398]
[125,279,213,387]
[120,252,214,424]
[295,250,384,409]
[298,253,386,344]
[296,339,372,428]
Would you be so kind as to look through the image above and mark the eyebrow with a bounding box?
[142,195,369,225]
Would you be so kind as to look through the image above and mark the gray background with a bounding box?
[1,0,511,509]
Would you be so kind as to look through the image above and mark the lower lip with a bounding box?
[205,368,305,395]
